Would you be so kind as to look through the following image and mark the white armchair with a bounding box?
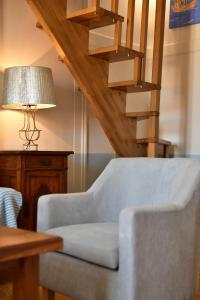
[38,158,200,300]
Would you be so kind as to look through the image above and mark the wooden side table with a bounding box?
[0,226,62,300]
[0,151,73,230]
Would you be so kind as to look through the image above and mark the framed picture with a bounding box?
[169,0,200,29]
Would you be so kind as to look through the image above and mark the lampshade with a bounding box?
[2,66,56,109]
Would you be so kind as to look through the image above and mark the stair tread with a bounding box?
[67,7,124,29]
[137,138,171,145]
[89,45,143,62]
[126,111,159,120]
[108,80,161,93]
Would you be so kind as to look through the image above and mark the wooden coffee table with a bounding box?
[0,226,63,300]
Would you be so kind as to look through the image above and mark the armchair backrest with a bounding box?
[88,158,200,222]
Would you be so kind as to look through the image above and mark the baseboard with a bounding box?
[175,153,200,158]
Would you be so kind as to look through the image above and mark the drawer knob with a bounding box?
[39,159,52,166]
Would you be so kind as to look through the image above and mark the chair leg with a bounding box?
[43,287,55,300]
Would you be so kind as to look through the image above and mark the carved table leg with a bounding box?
[13,256,39,300]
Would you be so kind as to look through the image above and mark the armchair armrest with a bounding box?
[37,192,94,232]
[119,200,199,299]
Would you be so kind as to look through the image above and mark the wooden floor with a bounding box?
[1,281,200,300]
[0,282,72,300]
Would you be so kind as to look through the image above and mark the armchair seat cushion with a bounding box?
[46,223,119,270]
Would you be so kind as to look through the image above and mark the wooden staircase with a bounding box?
[27,0,174,158]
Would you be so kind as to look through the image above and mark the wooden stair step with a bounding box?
[125,138,173,157]
[67,7,124,30]
[89,45,143,62]
[126,111,159,120]
[136,138,173,158]
[108,80,161,93]
[137,138,171,145]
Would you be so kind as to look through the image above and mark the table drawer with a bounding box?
[25,155,65,170]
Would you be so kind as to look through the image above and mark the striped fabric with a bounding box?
[0,188,22,228]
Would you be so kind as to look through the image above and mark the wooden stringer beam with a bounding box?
[148,0,166,157]
[26,0,145,157]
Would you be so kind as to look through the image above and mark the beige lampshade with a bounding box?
[2,66,56,109]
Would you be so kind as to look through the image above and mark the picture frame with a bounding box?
[169,0,200,29]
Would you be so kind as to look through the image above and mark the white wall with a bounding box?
[0,0,115,192]
[0,0,88,192]
[86,106,114,189]
[0,0,75,151]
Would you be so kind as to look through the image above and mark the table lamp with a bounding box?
[2,66,56,150]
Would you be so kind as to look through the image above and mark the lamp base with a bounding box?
[21,137,39,151]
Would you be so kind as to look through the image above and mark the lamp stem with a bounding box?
[19,105,41,151]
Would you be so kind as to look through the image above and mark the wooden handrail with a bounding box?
[140,0,149,80]
[114,21,122,47]
[133,57,142,81]
[111,0,119,13]
[92,0,100,7]
[148,0,166,156]
[126,0,135,49]
[150,0,166,112]
[151,0,166,87]
[112,0,121,47]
